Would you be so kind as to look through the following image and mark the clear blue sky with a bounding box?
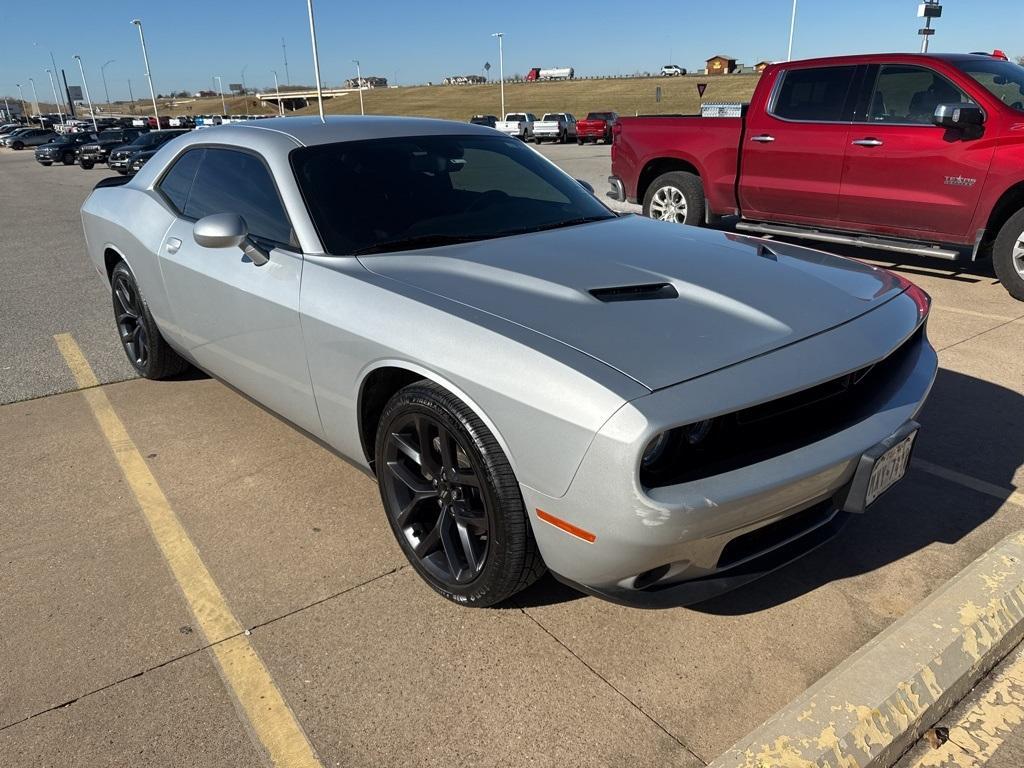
[1,0,1021,101]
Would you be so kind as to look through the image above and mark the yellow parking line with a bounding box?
[905,649,1024,767]
[53,333,322,768]
[913,458,1024,509]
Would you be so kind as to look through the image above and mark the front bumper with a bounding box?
[607,175,626,202]
[108,156,131,170]
[521,293,936,607]
[78,151,107,163]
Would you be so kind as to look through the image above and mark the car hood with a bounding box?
[357,216,906,391]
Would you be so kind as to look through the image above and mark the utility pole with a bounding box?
[74,55,99,131]
[282,37,290,84]
[2,97,10,122]
[17,83,29,121]
[787,0,798,61]
[492,32,505,117]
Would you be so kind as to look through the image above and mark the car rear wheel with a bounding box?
[110,261,190,379]
[993,208,1024,301]
[62,152,74,165]
[11,141,23,150]
[375,381,545,607]
[643,171,706,226]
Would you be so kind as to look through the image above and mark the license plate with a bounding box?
[864,431,916,507]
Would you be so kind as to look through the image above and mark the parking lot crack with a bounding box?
[517,607,709,766]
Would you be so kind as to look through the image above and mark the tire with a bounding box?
[62,152,74,165]
[375,381,545,607]
[80,161,94,170]
[39,161,52,166]
[992,208,1024,301]
[110,261,190,379]
[12,141,23,150]
[642,170,706,226]
[576,138,583,145]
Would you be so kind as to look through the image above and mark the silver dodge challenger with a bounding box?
[80,116,937,608]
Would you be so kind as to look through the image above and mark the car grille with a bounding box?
[640,324,925,488]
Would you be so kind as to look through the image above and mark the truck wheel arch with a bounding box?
[637,157,702,205]
[983,181,1024,254]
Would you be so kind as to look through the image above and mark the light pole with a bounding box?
[491,32,505,117]
[131,19,160,125]
[241,65,249,116]
[2,97,9,122]
[306,0,326,124]
[352,59,364,115]
[17,83,28,121]
[272,70,284,115]
[281,37,290,84]
[214,76,227,115]
[73,55,99,131]
[917,1,942,53]
[127,78,136,113]
[45,69,65,125]
[28,78,41,120]
[101,59,115,109]
[787,0,797,61]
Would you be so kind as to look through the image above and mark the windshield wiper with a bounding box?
[352,232,493,256]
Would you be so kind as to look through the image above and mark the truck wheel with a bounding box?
[576,138,583,145]
[62,152,75,165]
[80,161,94,170]
[993,208,1024,301]
[643,171,706,226]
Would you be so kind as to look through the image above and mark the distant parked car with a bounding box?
[495,112,538,141]
[576,112,619,144]
[661,65,687,77]
[77,128,148,169]
[34,132,98,166]
[2,128,58,149]
[469,115,498,128]
[108,129,189,174]
[533,113,578,144]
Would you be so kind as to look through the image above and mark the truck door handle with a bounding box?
[165,237,182,255]
[750,135,775,143]
[852,138,884,147]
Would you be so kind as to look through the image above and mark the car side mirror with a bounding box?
[576,179,595,195]
[933,103,984,133]
[193,213,270,266]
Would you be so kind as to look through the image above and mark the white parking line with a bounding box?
[913,458,1024,509]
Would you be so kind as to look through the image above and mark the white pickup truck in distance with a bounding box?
[533,113,578,144]
[495,113,537,141]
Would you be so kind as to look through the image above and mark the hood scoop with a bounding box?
[589,282,678,303]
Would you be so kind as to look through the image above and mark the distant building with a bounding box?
[193,90,217,98]
[705,55,737,75]
[754,61,773,73]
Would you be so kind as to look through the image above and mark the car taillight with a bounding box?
[891,272,931,321]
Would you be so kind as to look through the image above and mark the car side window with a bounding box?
[184,148,295,248]
[157,149,204,213]
[772,66,857,122]
[864,65,973,124]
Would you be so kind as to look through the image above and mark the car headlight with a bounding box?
[638,419,716,478]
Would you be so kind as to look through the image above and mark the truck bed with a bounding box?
[612,115,744,213]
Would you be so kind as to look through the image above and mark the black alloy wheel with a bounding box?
[382,411,491,586]
[375,382,545,606]
[112,269,149,370]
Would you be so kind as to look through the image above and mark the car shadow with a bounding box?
[510,367,1022,613]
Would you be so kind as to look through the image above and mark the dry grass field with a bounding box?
[95,74,761,122]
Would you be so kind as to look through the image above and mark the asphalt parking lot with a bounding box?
[1,145,1023,767]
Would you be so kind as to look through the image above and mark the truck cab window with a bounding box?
[771,66,856,122]
[865,65,972,124]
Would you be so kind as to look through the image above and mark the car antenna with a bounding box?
[306,0,326,124]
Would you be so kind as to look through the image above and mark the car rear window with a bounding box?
[772,66,857,122]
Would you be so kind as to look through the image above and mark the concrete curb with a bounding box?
[708,530,1024,768]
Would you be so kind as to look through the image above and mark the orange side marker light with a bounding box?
[536,509,597,543]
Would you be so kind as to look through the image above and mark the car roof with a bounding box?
[773,52,1007,69]
[181,115,496,148]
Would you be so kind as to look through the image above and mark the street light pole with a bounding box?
[272,70,283,115]
[131,19,160,125]
[17,83,28,121]
[2,97,10,123]
[45,69,65,125]
[352,59,364,115]
[306,0,326,124]
[492,32,505,117]
[101,59,115,109]
[28,78,41,120]
[787,0,798,61]
[73,55,99,131]
[215,76,227,115]
[241,65,249,116]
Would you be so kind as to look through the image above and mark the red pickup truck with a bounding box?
[577,112,619,144]
[608,53,1024,299]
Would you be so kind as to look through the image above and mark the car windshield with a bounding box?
[954,59,1024,113]
[291,134,615,255]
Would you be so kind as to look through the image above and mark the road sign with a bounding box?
[484,62,491,72]
[697,82,708,97]
[67,85,83,101]
[918,27,936,35]
[229,83,243,93]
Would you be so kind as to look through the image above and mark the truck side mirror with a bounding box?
[932,103,984,131]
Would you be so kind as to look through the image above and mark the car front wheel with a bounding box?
[642,171,706,226]
[993,208,1024,301]
[80,161,94,169]
[375,381,545,607]
[110,261,190,379]
[11,141,24,150]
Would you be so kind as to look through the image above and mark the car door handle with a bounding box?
[852,138,884,147]
[750,134,775,143]
[165,237,182,255]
